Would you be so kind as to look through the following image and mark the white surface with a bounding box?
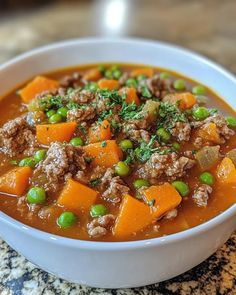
[0,38,235,288]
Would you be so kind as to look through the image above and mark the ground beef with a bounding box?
[165,154,195,180]
[87,214,115,238]
[164,209,178,220]
[67,106,96,123]
[124,122,151,143]
[171,122,191,141]
[33,142,87,192]
[59,72,81,88]
[0,116,36,157]
[139,152,195,181]
[145,74,172,99]
[192,184,212,207]
[119,72,129,85]
[100,168,130,203]
[69,89,95,104]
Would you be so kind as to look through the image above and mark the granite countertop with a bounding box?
[0,1,236,294]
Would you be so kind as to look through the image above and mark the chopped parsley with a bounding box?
[120,102,144,120]
[89,178,101,188]
[157,101,188,131]
[101,141,107,147]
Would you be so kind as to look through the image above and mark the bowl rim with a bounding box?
[0,37,235,251]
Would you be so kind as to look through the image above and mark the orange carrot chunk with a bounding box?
[36,122,77,145]
[177,92,197,110]
[143,183,182,219]
[58,179,98,212]
[0,167,32,196]
[98,79,119,90]
[20,76,59,103]
[83,68,102,81]
[216,157,236,184]
[131,68,154,78]
[88,120,112,143]
[197,122,221,144]
[119,87,140,105]
[83,140,122,168]
[113,194,153,238]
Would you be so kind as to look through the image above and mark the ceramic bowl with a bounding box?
[0,38,235,288]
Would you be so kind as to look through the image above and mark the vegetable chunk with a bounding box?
[20,76,59,103]
[83,140,122,167]
[131,68,154,78]
[36,122,77,145]
[58,179,98,212]
[114,194,153,238]
[98,79,119,90]
[216,157,236,184]
[143,183,182,219]
[0,167,32,196]
[197,123,221,144]
[119,87,140,105]
[88,120,112,143]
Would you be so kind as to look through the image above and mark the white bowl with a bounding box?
[0,38,235,289]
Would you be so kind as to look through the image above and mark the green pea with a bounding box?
[27,187,46,204]
[105,69,113,79]
[57,107,69,118]
[19,157,36,168]
[173,79,186,90]
[85,82,98,92]
[172,142,181,151]
[226,116,236,128]
[192,85,206,95]
[98,65,106,73]
[160,72,171,79]
[34,150,47,163]
[119,139,133,151]
[125,78,138,88]
[115,161,130,176]
[46,109,56,118]
[199,172,214,186]
[133,179,150,189]
[70,137,84,147]
[113,69,122,80]
[193,107,209,121]
[57,211,77,228]
[90,204,108,218]
[49,113,62,124]
[137,74,146,82]
[156,128,171,143]
[172,181,189,197]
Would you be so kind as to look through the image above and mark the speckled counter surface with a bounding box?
[0,1,236,294]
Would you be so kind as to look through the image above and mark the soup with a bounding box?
[0,64,235,242]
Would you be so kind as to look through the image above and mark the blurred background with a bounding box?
[0,0,235,73]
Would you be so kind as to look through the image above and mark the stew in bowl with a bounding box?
[0,63,236,242]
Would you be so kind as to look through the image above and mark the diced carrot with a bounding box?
[98,79,119,90]
[83,140,122,168]
[0,167,32,196]
[216,157,236,184]
[20,76,59,103]
[118,87,140,105]
[143,183,182,219]
[113,194,153,238]
[83,68,102,81]
[36,122,77,145]
[88,120,112,143]
[131,68,154,78]
[197,122,221,144]
[163,93,196,110]
[177,92,197,110]
[58,179,98,212]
